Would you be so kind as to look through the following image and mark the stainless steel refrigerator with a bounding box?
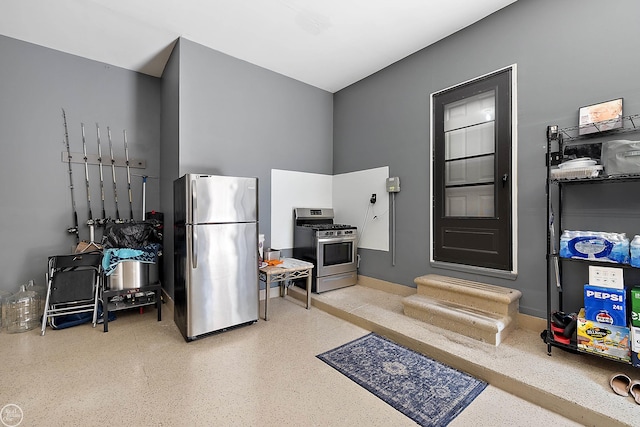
[173,174,259,341]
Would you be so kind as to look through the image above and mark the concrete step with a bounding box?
[413,274,521,318]
[402,294,515,345]
[403,274,523,345]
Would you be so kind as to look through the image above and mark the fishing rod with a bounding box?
[141,175,148,220]
[95,123,107,226]
[132,174,159,220]
[61,109,79,244]
[107,126,121,222]
[78,122,103,253]
[123,130,134,221]
[81,123,94,225]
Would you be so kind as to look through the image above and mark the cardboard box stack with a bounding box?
[577,267,631,363]
[630,287,640,367]
[631,287,640,328]
[577,308,630,362]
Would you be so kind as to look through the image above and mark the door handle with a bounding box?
[192,226,198,269]
[191,179,198,269]
[192,179,197,224]
[502,173,509,187]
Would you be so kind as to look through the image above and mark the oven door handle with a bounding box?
[317,236,357,244]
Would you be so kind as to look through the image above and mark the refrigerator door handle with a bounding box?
[191,178,198,269]
[192,226,198,269]
[191,178,197,224]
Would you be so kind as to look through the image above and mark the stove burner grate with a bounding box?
[300,223,354,230]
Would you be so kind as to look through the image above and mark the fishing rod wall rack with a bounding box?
[61,152,146,169]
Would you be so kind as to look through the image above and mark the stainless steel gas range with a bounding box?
[293,208,357,293]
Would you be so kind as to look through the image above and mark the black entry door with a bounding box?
[433,68,512,271]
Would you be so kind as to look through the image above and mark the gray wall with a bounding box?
[333,0,640,317]
[0,34,332,302]
[3,0,637,319]
[159,38,334,297]
[0,35,160,293]
[159,39,181,302]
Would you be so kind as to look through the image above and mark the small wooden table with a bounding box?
[259,258,313,320]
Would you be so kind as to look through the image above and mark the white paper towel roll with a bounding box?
[258,234,265,259]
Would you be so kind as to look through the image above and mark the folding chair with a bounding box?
[41,252,102,335]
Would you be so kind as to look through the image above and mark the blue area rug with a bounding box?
[317,333,487,426]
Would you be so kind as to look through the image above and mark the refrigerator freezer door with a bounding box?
[189,174,257,224]
[186,222,258,338]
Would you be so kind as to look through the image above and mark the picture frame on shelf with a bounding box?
[578,98,623,135]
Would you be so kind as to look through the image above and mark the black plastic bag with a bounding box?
[101,220,162,249]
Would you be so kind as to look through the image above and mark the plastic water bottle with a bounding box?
[631,235,640,268]
[5,285,39,333]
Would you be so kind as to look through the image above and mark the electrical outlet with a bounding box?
[370,193,376,204]
[589,266,624,289]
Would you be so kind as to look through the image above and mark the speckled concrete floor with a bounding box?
[308,284,640,427]
[0,294,587,426]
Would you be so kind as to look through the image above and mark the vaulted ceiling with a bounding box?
[0,0,517,92]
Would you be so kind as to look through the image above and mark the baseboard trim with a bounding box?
[164,275,546,332]
[260,286,281,301]
[162,288,173,313]
[357,275,416,297]
[516,312,546,333]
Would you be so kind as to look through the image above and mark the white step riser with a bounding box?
[403,302,513,346]
[416,288,519,317]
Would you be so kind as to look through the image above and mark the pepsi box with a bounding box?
[584,284,627,326]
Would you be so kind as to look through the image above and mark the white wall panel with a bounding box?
[333,166,389,251]
[271,166,390,252]
[270,169,332,249]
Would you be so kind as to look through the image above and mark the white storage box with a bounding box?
[550,165,602,180]
[551,158,602,179]
[602,140,640,176]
